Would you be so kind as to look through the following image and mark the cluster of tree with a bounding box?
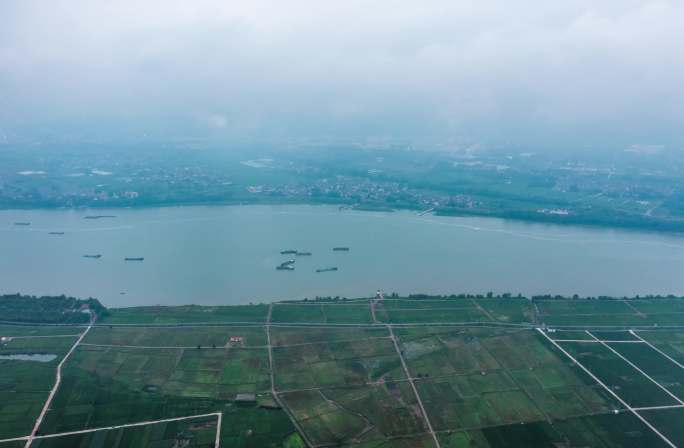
[0,293,108,324]
[296,296,351,303]
[267,293,684,304]
[531,294,684,301]
[406,293,524,300]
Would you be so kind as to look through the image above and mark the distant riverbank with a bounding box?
[2,196,683,235]
[2,204,684,307]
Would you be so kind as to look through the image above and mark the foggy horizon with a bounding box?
[3,5,684,447]
[1,1,683,151]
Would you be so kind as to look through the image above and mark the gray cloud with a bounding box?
[1,0,682,149]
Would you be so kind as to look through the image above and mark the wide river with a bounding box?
[1,205,684,307]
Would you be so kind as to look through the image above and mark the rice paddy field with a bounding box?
[3,296,684,447]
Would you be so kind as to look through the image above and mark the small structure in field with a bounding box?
[228,336,245,347]
[235,393,256,404]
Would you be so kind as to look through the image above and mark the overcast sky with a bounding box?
[1,0,682,149]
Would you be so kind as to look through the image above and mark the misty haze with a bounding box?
[1,2,684,448]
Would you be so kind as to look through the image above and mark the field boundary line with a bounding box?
[276,336,392,348]
[75,321,684,330]
[370,293,380,324]
[1,334,81,339]
[215,412,222,448]
[29,413,221,445]
[79,343,266,350]
[537,328,677,448]
[0,321,90,328]
[89,321,529,328]
[387,325,441,448]
[550,339,645,343]
[470,298,496,322]
[586,331,684,406]
[631,330,684,370]
[549,312,646,317]
[635,405,684,411]
[78,335,394,350]
[622,299,648,318]
[25,317,93,448]
[0,435,28,443]
[265,304,314,448]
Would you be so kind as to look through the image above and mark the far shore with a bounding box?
[2,200,684,236]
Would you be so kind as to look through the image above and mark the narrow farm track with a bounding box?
[631,330,684,370]
[0,334,81,339]
[8,299,684,447]
[3,413,223,446]
[24,321,93,448]
[266,304,315,448]
[538,328,678,448]
[387,325,441,448]
[586,330,684,405]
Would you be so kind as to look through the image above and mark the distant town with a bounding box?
[2,144,683,232]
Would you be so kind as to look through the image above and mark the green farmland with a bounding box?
[32,415,220,447]
[3,295,684,447]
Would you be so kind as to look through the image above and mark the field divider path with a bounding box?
[215,412,222,448]
[79,335,392,351]
[470,298,496,322]
[2,334,82,339]
[622,299,648,319]
[537,328,677,448]
[277,336,392,349]
[12,412,223,446]
[387,324,441,448]
[631,330,684,370]
[634,405,684,411]
[0,435,28,443]
[265,303,314,448]
[24,316,93,448]
[79,342,266,350]
[370,299,378,324]
[81,320,684,330]
[371,291,383,324]
[550,339,645,344]
[586,331,684,406]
